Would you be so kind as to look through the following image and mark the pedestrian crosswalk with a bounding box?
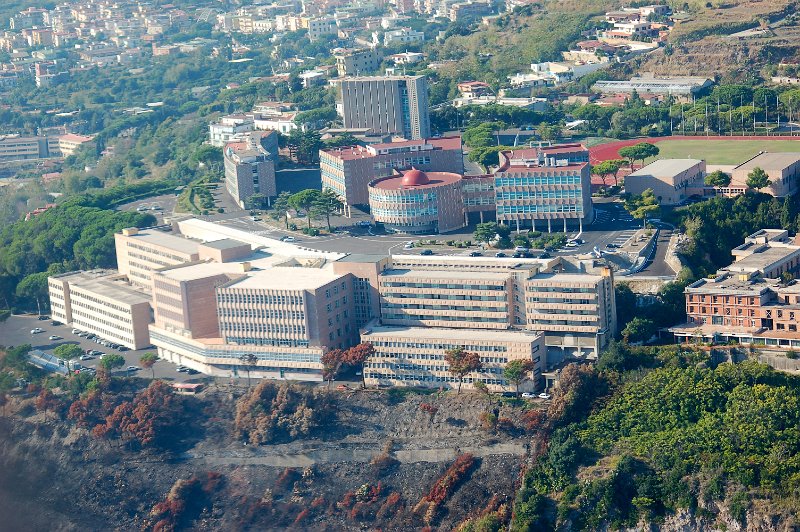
[611,230,636,247]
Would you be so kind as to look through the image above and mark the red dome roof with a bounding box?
[400,168,430,186]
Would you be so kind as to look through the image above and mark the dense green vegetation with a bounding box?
[512,349,800,530]
[0,184,157,312]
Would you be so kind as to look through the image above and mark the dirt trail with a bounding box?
[185,441,526,467]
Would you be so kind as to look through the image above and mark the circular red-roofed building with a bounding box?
[368,168,466,234]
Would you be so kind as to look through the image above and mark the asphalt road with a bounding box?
[0,315,197,382]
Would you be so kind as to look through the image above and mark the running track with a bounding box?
[589,135,800,164]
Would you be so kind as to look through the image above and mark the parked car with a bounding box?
[521,392,535,398]
[606,243,620,249]
[31,328,44,334]
[117,346,128,351]
[186,368,199,375]
[51,320,62,326]
[48,335,62,340]
[539,252,551,258]
[79,354,93,361]
[512,252,523,258]
[71,329,81,334]
[420,249,434,256]
[468,251,482,257]
[538,392,552,400]
[495,252,507,258]
[177,366,188,372]
[514,246,529,253]
[403,241,414,249]
[336,384,350,391]
[565,241,579,248]
[127,366,140,372]
[37,315,49,321]
[357,220,371,227]
[280,236,296,242]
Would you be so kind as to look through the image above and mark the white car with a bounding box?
[521,392,535,398]
[538,392,552,400]
[48,335,62,340]
[30,328,44,334]
[127,366,140,371]
[281,236,296,242]
[565,241,579,248]
[403,241,414,249]
[71,328,81,334]
[514,246,529,253]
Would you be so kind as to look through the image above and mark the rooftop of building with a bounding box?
[687,272,773,295]
[362,323,543,343]
[53,269,152,304]
[221,266,345,290]
[628,158,703,177]
[321,136,461,160]
[118,228,201,255]
[336,254,387,263]
[733,152,800,172]
[337,74,425,82]
[370,169,462,191]
[727,245,800,273]
[199,238,249,250]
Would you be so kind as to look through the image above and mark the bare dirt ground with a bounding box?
[0,388,537,531]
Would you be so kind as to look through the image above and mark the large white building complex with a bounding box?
[49,218,617,392]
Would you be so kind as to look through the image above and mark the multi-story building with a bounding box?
[380,27,424,46]
[494,145,593,232]
[671,229,800,350]
[368,168,493,234]
[48,270,153,350]
[57,133,94,157]
[334,48,382,76]
[625,159,705,205]
[729,152,800,198]
[320,136,463,211]
[362,325,545,392]
[208,114,255,147]
[306,17,336,40]
[0,135,61,161]
[335,75,431,140]
[448,0,493,22]
[114,227,202,288]
[223,131,278,209]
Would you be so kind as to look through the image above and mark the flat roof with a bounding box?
[62,270,152,305]
[629,158,703,177]
[734,152,800,172]
[728,245,800,272]
[363,324,542,343]
[199,238,249,250]
[336,254,387,263]
[223,267,344,290]
[121,229,200,255]
[381,268,510,281]
[321,136,461,160]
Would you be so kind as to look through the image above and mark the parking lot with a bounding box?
[1,315,198,382]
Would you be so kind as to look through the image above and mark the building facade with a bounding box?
[334,48,382,76]
[671,229,800,350]
[115,227,201,289]
[335,75,431,140]
[368,169,469,234]
[48,270,153,350]
[223,131,278,209]
[320,136,464,210]
[729,152,800,198]
[625,159,705,205]
[495,145,593,232]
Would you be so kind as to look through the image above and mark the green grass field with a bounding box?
[645,139,800,165]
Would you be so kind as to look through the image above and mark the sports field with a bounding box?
[645,139,800,165]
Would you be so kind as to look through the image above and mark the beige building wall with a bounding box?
[332,255,390,328]
[48,270,153,350]
[361,325,545,392]
[115,228,200,288]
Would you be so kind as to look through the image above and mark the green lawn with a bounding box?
[646,139,800,165]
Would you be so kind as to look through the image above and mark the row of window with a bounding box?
[496,189,583,200]
[124,242,189,264]
[380,282,506,291]
[151,330,320,362]
[369,192,437,204]
[370,340,510,352]
[497,204,583,214]
[383,302,505,313]
[217,293,304,305]
[384,293,507,302]
[495,175,582,186]
[382,313,507,323]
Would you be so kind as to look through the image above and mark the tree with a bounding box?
[35,388,60,420]
[288,189,322,230]
[624,188,660,226]
[705,170,731,188]
[746,167,771,191]
[99,353,125,373]
[503,359,535,397]
[321,348,344,388]
[593,159,626,186]
[473,221,509,247]
[239,353,258,389]
[444,346,483,393]
[343,342,374,388]
[140,352,158,380]
[53,344,84,371]
[15,272,50,315]
[0,392,7,416]
[271,191,292,229]
[313,188,343,232]
[618,142,659,170]
[622,317,656,344]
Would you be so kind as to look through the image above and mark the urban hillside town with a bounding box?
[1,0,800,530]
